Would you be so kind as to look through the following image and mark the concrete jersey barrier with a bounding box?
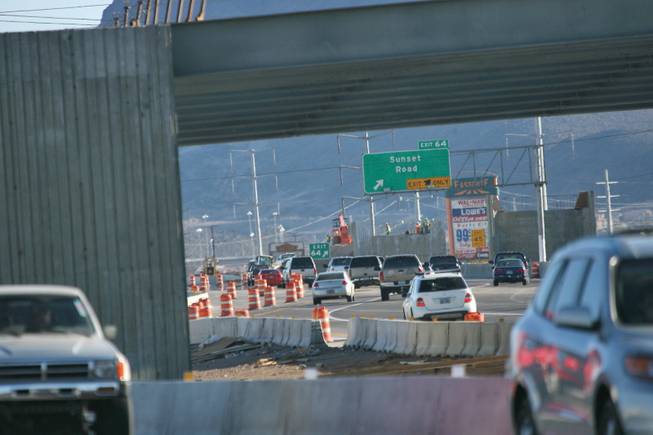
[190,317,324,348]
[346,318,514,358]
[132,376,513,435]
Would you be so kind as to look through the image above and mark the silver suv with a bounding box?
[0,285,132,434]
[511,234,653,435]
[379,254,423,301]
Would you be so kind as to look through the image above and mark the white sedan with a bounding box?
[402,272,477,321]
[312,271,355,305]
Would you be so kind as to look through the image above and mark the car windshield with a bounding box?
[0,295,95,336]
[292,257,314,268]
[384,256,419,268]
[497,259,524,268]
[350,257,379,268]
[615,258,653,325]
[318,273,345,281]
[330,258,351,266]
[419,277,467,293]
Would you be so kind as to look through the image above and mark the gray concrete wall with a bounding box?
[0,27,188,379]
[493,202,596,260]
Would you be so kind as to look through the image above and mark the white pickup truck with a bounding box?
[0,285,132,434]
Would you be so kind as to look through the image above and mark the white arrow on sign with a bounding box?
[374,179,384,191]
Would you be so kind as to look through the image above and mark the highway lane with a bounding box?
[228,279,540,340]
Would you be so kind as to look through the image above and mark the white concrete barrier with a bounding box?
[394,320,417,355]
[497,319,515,356]
[362,318,377,349]
[132,377,513,435]
[478,323,500,356]
[460,322,482,357]
[194,317,323,348]
[345,317,362,347]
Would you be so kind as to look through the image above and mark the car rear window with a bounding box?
[419,277,467,293]
[317,272,344,281]
[615,258,653,325]
[350,256,379,268]
[496,259,524,268]
[496,253,525,262]
[330,258,351,266]
[291,257,314,268]
[384,256,419,268]
[261,269,279,275]
[429,256,457,265]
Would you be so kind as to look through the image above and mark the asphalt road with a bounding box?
[211,278,539,340]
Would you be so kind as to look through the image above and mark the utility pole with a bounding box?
[534,116,548,262]
[250,150,264,256]
[596,169,620,234]
[364,131,377,237]
[415,191,422,222]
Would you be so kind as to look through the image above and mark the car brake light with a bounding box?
[342,280,347,285]
[522,268,527,274]
[418,266,424,273]
[380,271,384,281]
[625,356,653,379]
[464,293,472,303]
[416,297,425,307]
[313,268,317,275]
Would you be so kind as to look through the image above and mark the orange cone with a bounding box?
[241,273,249,290]
[316,306,333,342]
[198,298,212,318]
[463,312,485,322]
[235,308,250,318]
[227,281,237,299]
[188,304,199,320]
[220,293,234,317]
[264,285,276,307]
[285,281,297,303]
[248,287,261,311]
[214,271,224,291]
[255,278,267,298]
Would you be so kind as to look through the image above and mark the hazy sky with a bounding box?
[0,0,110,33]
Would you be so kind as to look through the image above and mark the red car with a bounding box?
[259,269,283,286]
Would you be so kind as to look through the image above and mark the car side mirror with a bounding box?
[488,260,494,265]
[104,325,118,340]
[554,307,599,330]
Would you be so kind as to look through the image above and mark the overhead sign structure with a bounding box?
[362,148,451,194]
[309,243,330,260]
[418,139,449,150]
[446,176,498,197]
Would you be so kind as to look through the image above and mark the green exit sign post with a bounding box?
[418,139,449,150]
[309,243,330,260]
[362,148,451,195]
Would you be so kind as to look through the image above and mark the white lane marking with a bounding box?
[329,297,382,322]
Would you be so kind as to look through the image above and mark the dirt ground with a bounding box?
[191,339,508,381]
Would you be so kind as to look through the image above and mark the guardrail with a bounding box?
[132,377,512,435]
[346,318,514,358]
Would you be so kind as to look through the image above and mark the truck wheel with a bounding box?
[493,280,499,287]
[522,279,528,286]
[91,397,132,435]
[313,297,321,305]
[381,289,389,301]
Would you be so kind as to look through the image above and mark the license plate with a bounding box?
[439,298,451,304]
[394,281,398,285]
[327,290,335,295]
[506,271,513,275]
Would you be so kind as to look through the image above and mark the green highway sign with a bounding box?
[309,243,330,260]
[363,148,451,194]
[418,139,449,150]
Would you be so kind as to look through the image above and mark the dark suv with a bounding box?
[428,255,461,273]
[510,235,653,435]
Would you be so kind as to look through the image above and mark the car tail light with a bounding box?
[380,271,384,281]
[521,268,527,274]
[418,265,424,273]
[625,355,653,379]
[416,298,425,307]
[313,268,317,275]
[464,293,472,303]
[342,280,347,285]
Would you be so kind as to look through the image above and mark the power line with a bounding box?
[0,13,98,21]
[0,19,92,26]
[0,4,109,14]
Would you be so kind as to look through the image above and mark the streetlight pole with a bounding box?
[535,116,548,262]
[251,150,264,256]
[272,211,279,243]
[596,169,620,234]
[364,131,377,237]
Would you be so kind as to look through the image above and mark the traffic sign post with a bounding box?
[418,139,449,150]
[362,148,451,194]
[309,243,330,260]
